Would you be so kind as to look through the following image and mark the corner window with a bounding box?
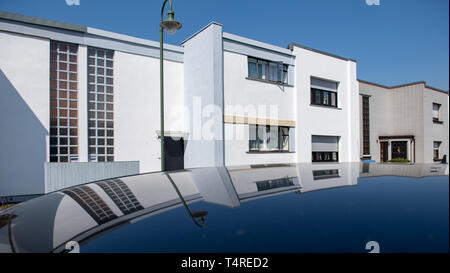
[310,78,338,108]
[249,125,290,152]
[432,103,441,122]
[248,57,288,84]
[433,141,441,161]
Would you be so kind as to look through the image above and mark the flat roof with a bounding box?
[288,42,356,62]
[0,10,87,33]
[358,79,449,95]
[0,11,183,54]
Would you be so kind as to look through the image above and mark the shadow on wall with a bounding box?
[0,69,48,196]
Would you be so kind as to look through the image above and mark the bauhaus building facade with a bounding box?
[0,11,448,198]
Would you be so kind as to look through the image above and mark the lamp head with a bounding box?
[161,9,182,34]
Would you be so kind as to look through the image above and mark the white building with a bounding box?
[359,80,449,163]
[0,11,446,198]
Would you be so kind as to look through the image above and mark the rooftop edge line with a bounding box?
[288,42,357,62]
[358,79,449,94]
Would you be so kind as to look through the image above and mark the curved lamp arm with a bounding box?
[161,0,173,23]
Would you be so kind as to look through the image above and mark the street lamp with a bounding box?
[160,0,182,171]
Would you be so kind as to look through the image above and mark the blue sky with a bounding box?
[1,0,448,90]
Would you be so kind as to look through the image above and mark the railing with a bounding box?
[44,161,139,193]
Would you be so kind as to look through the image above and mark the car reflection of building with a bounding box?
[4,162,446,253]
[359,162,449,178]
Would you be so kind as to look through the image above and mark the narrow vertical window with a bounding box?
[433,141,441,161]
[50,41,78,162]
[88,47,114,162]
[362,96,370,156]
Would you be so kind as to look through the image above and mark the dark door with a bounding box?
[164,137,184,171]
[380,142,388,162]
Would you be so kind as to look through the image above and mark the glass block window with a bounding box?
[88,47,114,162]
[49,41,78,162]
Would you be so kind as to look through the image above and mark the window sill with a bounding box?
[433,120,444,124]
[433,158,442,162]
[247,150,295,154]
[310,104,342,110]
[245,77,293,87]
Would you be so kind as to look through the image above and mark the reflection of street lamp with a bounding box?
[165,173,208,227]
[160,0,182,171]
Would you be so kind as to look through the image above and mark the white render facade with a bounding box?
[0,12,447,197]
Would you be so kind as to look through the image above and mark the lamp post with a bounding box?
[160,0,182,171]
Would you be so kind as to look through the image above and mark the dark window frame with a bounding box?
[310,88,338,108]
[312,169,340,180]
[432,103,442,123]
[312,152,339,162]
[362,96,370,155]
[433,141,441,161]
[249,125,290,152]
[248,57,288,84]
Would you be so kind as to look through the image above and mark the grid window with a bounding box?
[49,41,78,162]
[362,96,370,155]
[88,47,114,162]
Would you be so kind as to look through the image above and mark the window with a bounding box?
[88,47,114,162]
[255,177,295,191]
[362,96,370,155]
[310,78,338,107]
[432,103,441,122]
[249,125,290,152]
[433,141,441,161]
[391,141,407,160]
[312,136,339,162]
[248,57,288,84]
[312,169,340,180]
[49,41,78,162]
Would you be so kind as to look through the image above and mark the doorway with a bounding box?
[164,137,184,171]
[380,142,388,162]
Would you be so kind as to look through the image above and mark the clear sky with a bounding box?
[1,0,448,90]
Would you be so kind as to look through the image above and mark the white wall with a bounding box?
[114,51,184,173]
[0,32,49,196]
[358,82,449,163]
[223,50,296,166]
[183,23,224,168]
[423,88,449,162]
[293,46,360,163]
